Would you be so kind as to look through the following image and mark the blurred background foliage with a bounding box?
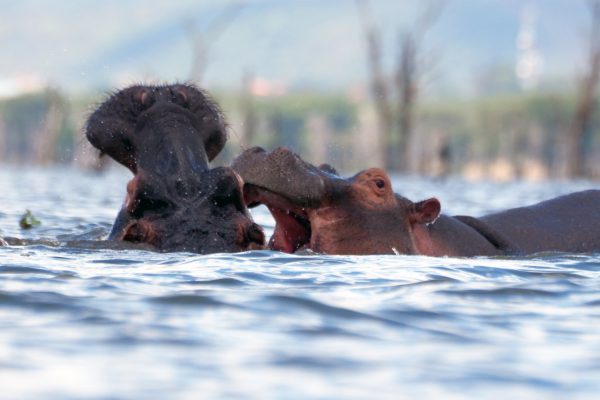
[0,0,599,181]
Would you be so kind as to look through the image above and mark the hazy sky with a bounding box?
[0,0,591,96]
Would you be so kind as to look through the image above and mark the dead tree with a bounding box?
[395,35,417,171]
[394,1,444,172]
[566,0,600,177]
[185,1,245,84]
[356,0,444,172]
[239,70,257,148]
[355,0,393,169]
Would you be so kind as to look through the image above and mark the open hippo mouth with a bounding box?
[232,147,344,253]
[243,184,312,252]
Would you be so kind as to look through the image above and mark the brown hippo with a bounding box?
[85,84,265,253]
[232,147,600,256]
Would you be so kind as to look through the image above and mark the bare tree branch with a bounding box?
[355,0,393,169]
[185,1,245,83]
[239,70,257,149]
[413,0,447,41]
[566,0,600,177]
[394,0,445,172]
[395,34,417,171]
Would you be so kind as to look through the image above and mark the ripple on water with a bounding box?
[90,258,145,265]
[0,290,89,312]
[270,353,366,370]
[0,266,80,283]
[440,287,570,299]
[0,265,61,275]
[148,293,235,308]
[184,278,248,287]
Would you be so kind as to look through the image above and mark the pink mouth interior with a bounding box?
[244,185,312,253]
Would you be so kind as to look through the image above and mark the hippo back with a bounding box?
[480,190,600,254]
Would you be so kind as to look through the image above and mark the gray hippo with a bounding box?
[232,147,600,256]
[85,84,265,253]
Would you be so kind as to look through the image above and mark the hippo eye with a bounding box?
[375,179,385,189]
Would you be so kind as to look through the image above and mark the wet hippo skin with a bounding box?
[232,147,600,256]
[85,84,265,253]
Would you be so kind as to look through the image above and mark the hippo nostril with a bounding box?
[269,146,303,167]
[135,88,155,110]
[272,147,291,157]
[171,88,189,108]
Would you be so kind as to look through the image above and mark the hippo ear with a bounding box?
[409,198,441,225]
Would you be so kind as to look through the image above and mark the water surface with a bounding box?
[1,166,599,399]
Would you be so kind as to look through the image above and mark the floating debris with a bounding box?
[19,209,41,229]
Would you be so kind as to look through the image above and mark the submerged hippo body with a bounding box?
[232,147,600,256]
[86,84,264,253]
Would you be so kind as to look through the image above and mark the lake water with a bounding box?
[1,166,600,399]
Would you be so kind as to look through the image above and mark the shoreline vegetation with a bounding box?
[0,87,597,182]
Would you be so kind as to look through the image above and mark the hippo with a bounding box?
[85,84,265,253]
[232,147,600,256]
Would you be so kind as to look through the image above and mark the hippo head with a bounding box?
[85,84,265,253]
[232,147,440,255]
